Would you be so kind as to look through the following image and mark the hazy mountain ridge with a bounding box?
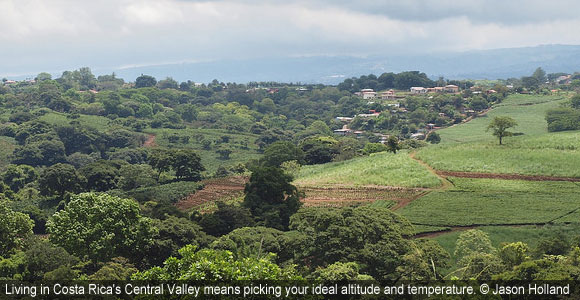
[6,45,580,84]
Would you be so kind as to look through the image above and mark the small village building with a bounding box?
[361,89,377,100]
[410,133,426,140]
[410,87,427,94]
[335,117,354,122]
[334,125,353,136]
[444,84,459,93]
[427,87,445,93]
[380,89,396,99]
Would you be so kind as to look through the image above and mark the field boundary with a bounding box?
[436,170,580,182]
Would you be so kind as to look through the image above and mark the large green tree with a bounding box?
[0,200,33,257]
[47,193,156,263]
[135,75,157,88]
[243,167,302,230]
[261,141,305,167]
[38,163,85,196]
[487,116,518,145]
[133,245,301,280]
[172,149,204,181]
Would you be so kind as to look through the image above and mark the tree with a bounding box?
[532,67,547,83]
[148,148,175,182]
[135,75,157,88]
[363,142,388,155]
[426,132,441,144]
[0,201,33,257]
[47,193,156,263]
[487,116,518,145]
[79,161,122,192]
[196,202,254,237]
[172,149,204,181]
[157,77,179,89]
[118,164,157,190]
[21,238,79,280]
[146,216,213,266]
[243,167,302,230]
[386,136,401,154]
[454,229,495,259]
[88,257,137,280]
[312,262,372,280]
[261,141,305,167]
[133,245,301,280]
[289,206,415,273]
[38,163,85,196]
[571,94,580,109]
[210,226,300,263]
[299,136,339,164]
[1,164,36,192]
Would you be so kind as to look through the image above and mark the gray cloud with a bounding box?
[0,0,579,77]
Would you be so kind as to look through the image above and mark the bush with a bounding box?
[124,181,203,203]
[546,108,580,132]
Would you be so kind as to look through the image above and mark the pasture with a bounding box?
[399,177,580,226]
[295,150,442,188]
[146,128,262,174]
[417,94,580,177]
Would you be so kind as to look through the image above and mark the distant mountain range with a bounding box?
[10,44,580,84]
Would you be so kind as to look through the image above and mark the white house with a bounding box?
[410,87,427,94]
[380,89,396,99]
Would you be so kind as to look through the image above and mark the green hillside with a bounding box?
[294,150,442,188]
[417,94,580,177]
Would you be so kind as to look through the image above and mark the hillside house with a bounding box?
[334,125,353,136]
[410,87,427,94]
[361,89,377,100]
[410,133,426,140]
[380,89,396,99]
[444,84,459,93]
[335,117,354,122]
[556,75,571,84]
[427,87,445,93]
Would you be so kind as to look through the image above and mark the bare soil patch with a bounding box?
[143,134,157,147]
[176,176,247,210]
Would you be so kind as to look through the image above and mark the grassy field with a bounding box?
[431,224,580,270]
[0,136,16,170]
[416,94,580,177]
[38,111,114,131]
[294,150,442,188]
[399,177,580,226]
[435,94,568,145]
[146,128,262,175]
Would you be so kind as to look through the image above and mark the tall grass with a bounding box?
[295,150,442,188]
[399,177,580,226]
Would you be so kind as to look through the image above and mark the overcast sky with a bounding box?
[2,0,580,77]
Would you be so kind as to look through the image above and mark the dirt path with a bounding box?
[390,191,430,210]
[436,170,580,182]
[175,176,247,211]
[143,134,156,147]
[409,151,454,190]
